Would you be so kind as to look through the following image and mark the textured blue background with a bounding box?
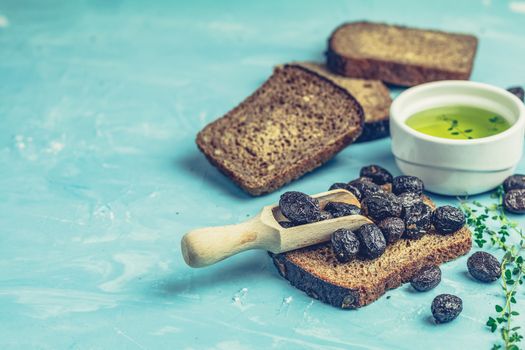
[1,0,524,349]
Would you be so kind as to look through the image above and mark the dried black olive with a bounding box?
[279,191,321,225]
[359,165,393,185]
[324,202,360,218]
[410,265,441,292]
[351,176,374,183]
[355,223,387,259]
[504,189,525,213]
[503,174,525,192]
[403,202,432,239]
[362,192,402,221]
[348,179,382,199]
[320,211,332,221]
[392,175,424,195]
[377,217,405,244]
[278,221,295,228]
[431,294,463,324]
[331,228,360,263]
[345,184,363,201]
[507,86,524,102]
[467,251,501,282]
[329,182,349,191]
[329,183,362,201]
[397,192,423,214]
[431,205,466,234]
[347,185,363,201]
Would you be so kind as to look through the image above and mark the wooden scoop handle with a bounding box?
[181,215,277,268]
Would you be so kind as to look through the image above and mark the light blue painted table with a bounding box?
[1,1,524,349]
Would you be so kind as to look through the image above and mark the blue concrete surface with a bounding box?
[0,0,524,349]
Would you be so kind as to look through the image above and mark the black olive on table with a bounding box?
[467,251,501,283]
[431,294,463,324]
[503,174,525,192]
[410,265,441,292]
[504,189,525,214]
[507,86,524,102]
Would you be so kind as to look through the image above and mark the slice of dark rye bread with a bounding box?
[196,65,364,196]
[292,62,392,142]
[270,197,472,309]
[326,21,478,87]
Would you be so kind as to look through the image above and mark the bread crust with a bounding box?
[196,65,365,196]
[271,249,362,308]
[326,22,478,87]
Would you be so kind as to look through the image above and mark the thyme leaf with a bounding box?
[460,186,525,350]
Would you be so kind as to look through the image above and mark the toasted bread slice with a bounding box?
[196,65,364,196]
[292,62,391,142]
[271,197,472,309]
[326,22,478,87]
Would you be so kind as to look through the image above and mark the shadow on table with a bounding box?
[175,149,346,200]
[175,136,399,202]
[175,151,253,200]
[155,251,277,296]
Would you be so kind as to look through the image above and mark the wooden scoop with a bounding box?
[181,189,371,268]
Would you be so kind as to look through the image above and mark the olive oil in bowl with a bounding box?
[405,105,511,140]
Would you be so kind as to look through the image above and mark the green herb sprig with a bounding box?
[461,187,525,350]
[489,116,506,132]
[439,116,474,139]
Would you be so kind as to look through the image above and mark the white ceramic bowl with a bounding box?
[390,80,525,196]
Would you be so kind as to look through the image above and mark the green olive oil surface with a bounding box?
[405,105,511,140]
